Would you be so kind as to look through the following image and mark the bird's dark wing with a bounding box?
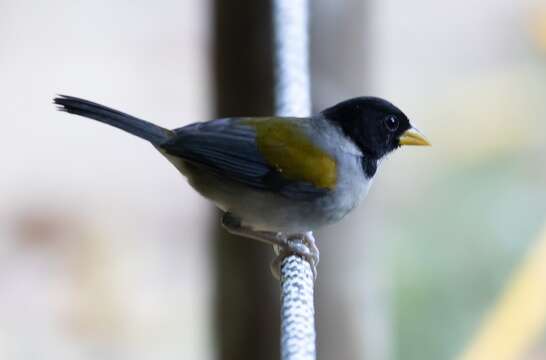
[159,117,335,200]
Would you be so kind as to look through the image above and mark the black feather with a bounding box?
[54,95,172,144]
[322,96,411,160]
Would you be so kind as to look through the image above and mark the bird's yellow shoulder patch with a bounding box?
[242,118,337,189]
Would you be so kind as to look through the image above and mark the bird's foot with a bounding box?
[270,232,319,280]
[221,213,319,280]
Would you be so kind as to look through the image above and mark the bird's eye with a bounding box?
[384,115,399,132]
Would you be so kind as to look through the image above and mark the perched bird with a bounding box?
[54,95,429,276]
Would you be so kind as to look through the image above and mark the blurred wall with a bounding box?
[312,0,546,359]
[0,1,213,359]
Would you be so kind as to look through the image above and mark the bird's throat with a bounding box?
[361,157,377,178]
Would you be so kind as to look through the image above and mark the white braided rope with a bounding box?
[280,256,316,360]
[273,0,316,359]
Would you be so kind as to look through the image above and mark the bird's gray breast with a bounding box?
[306,116,373,225]
[313,153,371,225]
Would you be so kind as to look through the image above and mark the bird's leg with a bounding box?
[221,212,287,245]
[221,213,319,279]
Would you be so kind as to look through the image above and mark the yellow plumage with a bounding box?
[243,118,337,189]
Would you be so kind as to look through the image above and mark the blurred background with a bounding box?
[1,0,545,359]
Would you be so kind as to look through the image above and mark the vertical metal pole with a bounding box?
[273,0,311,117]
[273,1,316,359]
[213,1,279,359]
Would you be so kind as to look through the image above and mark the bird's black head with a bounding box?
[322,97,429,160]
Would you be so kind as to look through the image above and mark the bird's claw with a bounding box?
[270,232,319,281]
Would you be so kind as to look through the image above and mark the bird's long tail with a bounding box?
[54,95,173,144]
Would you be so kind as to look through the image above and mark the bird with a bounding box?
[54,95,429,277]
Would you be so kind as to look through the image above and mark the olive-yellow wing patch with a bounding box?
[243,118,337,189]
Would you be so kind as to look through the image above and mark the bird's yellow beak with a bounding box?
[399,127,430,146]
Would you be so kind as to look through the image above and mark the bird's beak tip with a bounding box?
[399,127,431,146]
